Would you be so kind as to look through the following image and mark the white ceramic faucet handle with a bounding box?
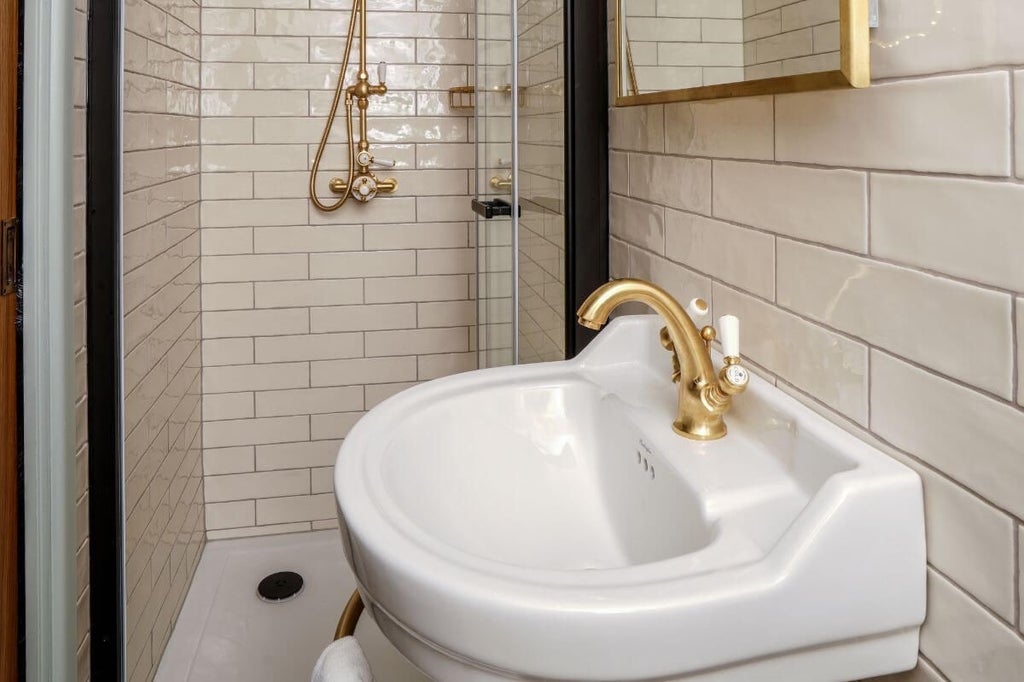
[373,157,396,168]
[687,297,709,319]
[719,315,740,358]
[378,61,388,84]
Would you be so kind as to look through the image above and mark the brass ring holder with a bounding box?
[334,589,365,640]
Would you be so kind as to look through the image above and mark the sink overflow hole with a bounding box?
[257,571,304,603]
[635,449,656,482]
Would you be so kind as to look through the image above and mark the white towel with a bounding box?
[312,636,374,682]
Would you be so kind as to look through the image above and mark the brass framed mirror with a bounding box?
[615,0,870,106]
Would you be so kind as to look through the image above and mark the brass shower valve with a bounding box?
[329,171,398,202]
[309,1,399,210]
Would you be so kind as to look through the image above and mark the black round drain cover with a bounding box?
[257,571,304,602]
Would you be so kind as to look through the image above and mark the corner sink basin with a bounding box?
[334,315,926,681]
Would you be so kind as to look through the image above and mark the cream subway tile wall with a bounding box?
[200,0,477,539]
[73,0,89,677]
[609,0,1024,677]
[122,0,206,678]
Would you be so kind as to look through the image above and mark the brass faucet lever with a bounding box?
[577,279,748,440]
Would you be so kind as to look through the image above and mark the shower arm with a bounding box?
[309,0,398,210]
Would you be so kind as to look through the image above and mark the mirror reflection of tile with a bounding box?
[621,0,841,93]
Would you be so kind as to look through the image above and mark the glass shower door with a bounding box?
[514,0,566,363]
[474,0,517,368]
[474,0,566,368]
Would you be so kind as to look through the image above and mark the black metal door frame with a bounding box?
[564,0,610,356]
[85,0,124,676]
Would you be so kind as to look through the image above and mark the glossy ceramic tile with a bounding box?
[628,153,712,214]
[665,211,775,300]
[908,458,1017,622]
[777,239,1013,398]
[1016,70,1024,180]
[920,569,1024,682]
[870,173,1024,291]
[870,350,1024,520]
[664,96,773,160]
[609,195,664,254]
[123,0,204,677]
[776,72,1012,176]
[713,284,868,423]
[154,531,430,681]
[202,339,254,367]
[712,160,867,252]
[204,361,309,393]
[609,104,665,153]
[1017,298,1023,408]
[308,303,417,333]
[871,0,1024,78]
[252,332,363,363]
[255,439,341,471]
[203,470,310,503]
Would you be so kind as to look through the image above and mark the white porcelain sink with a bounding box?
[334,315,926,681]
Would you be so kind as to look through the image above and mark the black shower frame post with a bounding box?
[563,0,610,357]
[85,0,125,677]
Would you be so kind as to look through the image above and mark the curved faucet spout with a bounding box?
[576,279,748,441]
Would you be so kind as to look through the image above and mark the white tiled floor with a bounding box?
[155,530,432,682]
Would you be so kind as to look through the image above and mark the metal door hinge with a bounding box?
[1,218,18,296]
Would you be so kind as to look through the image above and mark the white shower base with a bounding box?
[155,530,431,682]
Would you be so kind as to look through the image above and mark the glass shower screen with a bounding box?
[474,0,566,368]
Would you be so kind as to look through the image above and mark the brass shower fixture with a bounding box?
[309,0,398,211]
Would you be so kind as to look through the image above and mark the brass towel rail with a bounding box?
[334,590,365,640]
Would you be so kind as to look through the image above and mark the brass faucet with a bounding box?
[577,279,749,440]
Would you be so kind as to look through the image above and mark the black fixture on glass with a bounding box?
[471,198,520,219]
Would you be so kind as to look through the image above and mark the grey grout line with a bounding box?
[1014,520,1022,631]
[931,563,1024,639]
[864,170,872,255]
[1011,67,1018,181]
[611,145,1024,185]
[918,655,953,682]
[865,348,871,432]
[1013,300,1020,408]
[613,188,1024,300]
[869,63,1024,87]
